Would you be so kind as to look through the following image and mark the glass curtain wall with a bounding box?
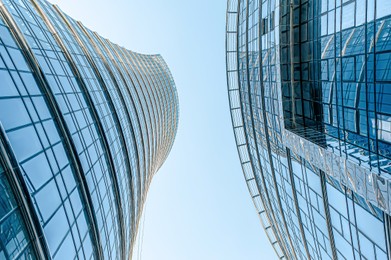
[0,0,179,259]
[226,0,391,259]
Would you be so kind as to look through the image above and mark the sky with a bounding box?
[50,0,278,259]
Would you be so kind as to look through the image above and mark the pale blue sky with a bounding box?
[50,0,278,259]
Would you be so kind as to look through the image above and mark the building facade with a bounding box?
[226,0,391,259]
[0,0,179,259]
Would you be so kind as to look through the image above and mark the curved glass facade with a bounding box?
[0,0,179,259]
[226,0,391,259]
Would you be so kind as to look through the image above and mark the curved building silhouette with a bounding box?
[226,0,391,259]
[0,0,179,259]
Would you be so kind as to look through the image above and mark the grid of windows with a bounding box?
[280,0,391,175]
[0,12,94,259]
[0,0,179,259]
[226,0,391,259]
[0,162,36,259]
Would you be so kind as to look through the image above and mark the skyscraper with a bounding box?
[0,0,178,259]
[226,0,391,259]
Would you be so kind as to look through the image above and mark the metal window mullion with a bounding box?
[226,1,286,258]
[372,0,381,173]
[143,56,165,167]
[332,0,344,157]
[152,57,177,169]
[101,44,143,148]
[120,49,152,181]
[105,42,165,255]
[110,44,150,211]
[286,148,312,260]
[131,55,162,176]
[149,60,170,169]
[126,52,159,178]
[155,55,177,166]
[145,56,169,171]
[105,43,145,188]
[238,0,289,258]
[0,2,108,259]
[256,1,298,258]
[343,189,359,260]
[320,170,339,260]
[159,59,178,167]
[51,7,126,259]
[142,56,171,172]
[89,34,140,191]
[138,57,166,174]
[0,122,47,259]
[74,20,130,260]
[157,54,179,163]
[152,56,176,169]
[350,191,366,259]
[384,213,391,259]
[88,31,136,192]
[123,51,155,200]
[95,35,153,250]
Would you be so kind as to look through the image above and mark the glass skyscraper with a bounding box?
[0,0,179,259]
[226,0,391,259]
